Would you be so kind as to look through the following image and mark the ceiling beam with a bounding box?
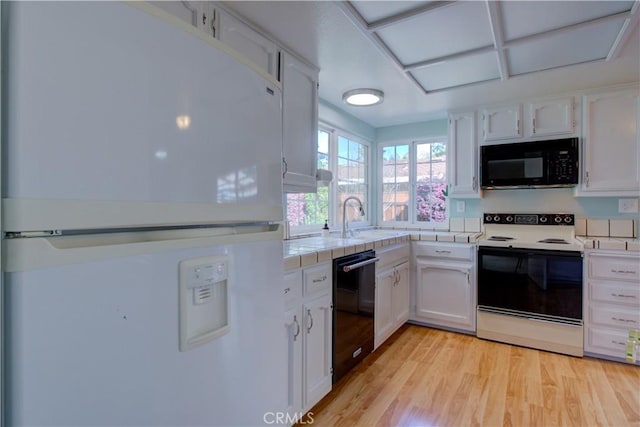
[335,1,431,94]
[505,10,631,49]
[404,45,495,71]
[607,0,640,60]
[485,0,509,81]
[366,1,456,31]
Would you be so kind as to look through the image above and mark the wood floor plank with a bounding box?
[305,325,640,427]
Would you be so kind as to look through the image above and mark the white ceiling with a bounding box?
[224,1,640,128]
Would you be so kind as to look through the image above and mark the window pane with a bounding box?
[415,142,447,224]
[336,137,368,226]
[286,188,329,227]
[318,130,329,154]
[396,145,409,164]
[338,136,349,158]
[318,152,329,170]
[382,146,396,162]
[431,142,446,161]
[382,164,396,180]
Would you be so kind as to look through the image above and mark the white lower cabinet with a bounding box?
[584,250,640,361]
[411,242,476,333]
[374,243,410,349]
[284,262,332,420]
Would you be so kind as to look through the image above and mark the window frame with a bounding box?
[378,137,450,229]
[287,123,372,236]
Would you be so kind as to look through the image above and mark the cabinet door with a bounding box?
[285,306,303,416]
[303,292,332,411]
[527,97,574,137]
[415,260,474,331]
[579,88,640,196]
[374,268,395,349]
[482,104,522,141]
[448,112,480,197]
[282,52,319,193]
[392,261,410,327]
[219,11,279,79]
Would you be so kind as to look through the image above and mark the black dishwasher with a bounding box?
[332,250,377,383]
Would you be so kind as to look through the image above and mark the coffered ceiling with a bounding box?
[225,1,640,128]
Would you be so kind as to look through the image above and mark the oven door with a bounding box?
[477,246,583,324]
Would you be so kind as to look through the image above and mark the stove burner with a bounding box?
[488,236,515,241]
[538,238,569,244]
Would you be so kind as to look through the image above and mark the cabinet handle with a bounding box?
[585,171,590,186]
[466,271,470,285]
[284,287,291,295]
[611,340,626,346]
[282,158,288,178]
[516,119,520,133]
[312,275,327,283]
[472,176,477,191]
[611,317,636,324]
[435,250,451,254]
[532,117,536,134]
[307,309,314,333]
[293,315,301,341]
[611,293,636,299]
[611,269,637,275]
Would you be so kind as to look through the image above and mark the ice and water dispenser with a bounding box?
[179,255,230,351]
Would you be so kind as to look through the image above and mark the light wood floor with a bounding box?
[308,324,640,427]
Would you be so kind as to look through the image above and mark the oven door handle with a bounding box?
[342,257,380,272]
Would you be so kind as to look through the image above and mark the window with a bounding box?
[286,126,370,234]
[336,135,368,226]
[285,129,329,228]
[379,138,448,227]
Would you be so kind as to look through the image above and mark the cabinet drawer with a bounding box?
[585,327,628,358]
[303,263,332,297]
[412,242,473,261]
[589,255,640,282]
[589,281,640,307]
[376,243,410,271]
[589,305,640,329]
[284,270,302,309]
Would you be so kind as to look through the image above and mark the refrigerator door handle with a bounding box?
[4,224,282,272]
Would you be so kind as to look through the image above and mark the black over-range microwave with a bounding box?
[480,138,579,189]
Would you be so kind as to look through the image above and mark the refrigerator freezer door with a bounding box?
[3,2,283,231]
[4,238,286,426]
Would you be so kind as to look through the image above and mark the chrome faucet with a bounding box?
[341,196,365,238]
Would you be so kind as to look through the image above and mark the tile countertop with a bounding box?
[578,236,640,252]
[284,230,482,271]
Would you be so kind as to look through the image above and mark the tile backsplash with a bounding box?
[579,218,636,238]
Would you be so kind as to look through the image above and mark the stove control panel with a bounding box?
[483,213,574,225]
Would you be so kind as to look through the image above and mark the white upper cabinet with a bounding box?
[526,97,575,138]
[218,11,280,80]
[482,104,522,142]
[448,112,480,198]
[282,51,319,193]
[577,87,640,197]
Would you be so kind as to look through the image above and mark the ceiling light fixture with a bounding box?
[342,88,384,106]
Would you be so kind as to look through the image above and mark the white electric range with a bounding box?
[477,213,583,251]
[476,213,585,357]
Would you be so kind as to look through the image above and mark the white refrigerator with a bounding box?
[2,2,287,426]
